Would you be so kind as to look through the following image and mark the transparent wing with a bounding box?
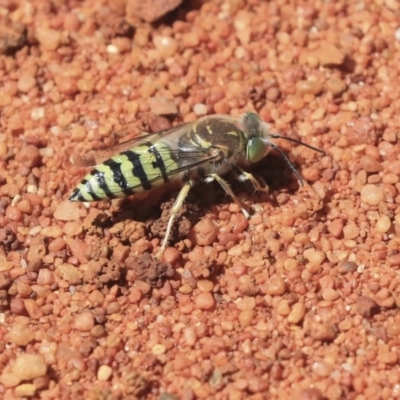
[71,121,196,167]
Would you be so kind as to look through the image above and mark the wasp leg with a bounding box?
[155,181,192,259]
[206,173,250,219]
[235,167,269,194]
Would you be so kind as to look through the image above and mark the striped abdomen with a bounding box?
[69,141,178,202]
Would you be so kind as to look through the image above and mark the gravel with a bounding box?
[0,0,400,399]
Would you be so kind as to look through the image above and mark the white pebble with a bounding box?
[31,107,45,120]
[106,44,119,54]
[193,103,207,116]
[395,28,400,41]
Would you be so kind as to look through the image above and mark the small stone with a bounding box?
[316,42,345,66]
[194,292,215,310]
[35,28,61,51]
[126,0,183,23]
[54,200,81,221]
[152,344,166,355]
[326,78,347,96]
[152,35,179,58]
[376,216,391,233]
[97,365,113,381]
[0,25,26,54]
[360,184,385,206]
[308,321,337,341]
[6,322,34,346]
[74,312,95,331]
[359,156,383,173]
[148,97,178,116]
[106,44,119,54]
[321,288,340,302]
[238,310,255,327]
[338,261,358,274]
[17,74,36,93]
[264,275,286,295]
[15,383,37,397]
[377,350,398,365]
[56,263,83,285]
[189,218,218,246]
[16,145,41,168]
[23,299,43,319]
[288,302,305,324]
[343,223,359,240]
[356,296,378,318]
[193,103,208,116]
[12,354,47,381]
[327,219,344,238]
[296,80,322,95]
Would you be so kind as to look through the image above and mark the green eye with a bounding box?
[247,137,266,163]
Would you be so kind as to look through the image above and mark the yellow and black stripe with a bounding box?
[69,142,179,202]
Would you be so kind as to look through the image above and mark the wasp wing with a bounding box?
[71,115,239,168]
[72,121,196,167]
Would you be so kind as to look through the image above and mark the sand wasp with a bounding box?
[69,112,324,257]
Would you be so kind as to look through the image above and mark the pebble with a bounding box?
[286,95,304,111]
[194,292,215,310]
[12,354,47,381]
[106,44,119,54]
[375,216,391,233]
[56,263,82,285]
[327,219,344,237]
[183,327,197,346]
[15,384,37,397]
[317,42,345,65]
[5,206,22,222]
[296,80,322,95]
[35,27,61,51]
[359,156,383,173]
[0,141,8,158]
[321,288,340,302]
[77,78,95,92]
[343,223,360,240]
[288,302,305,324]
[303,248,325,266]
[189,218,218,246]
[55,76,78,95]
[16,145,41,168]
[97,365,112,381]
[54,201,81,221]
[153,35,179,58]
[127,0,183,23]
[148,97,178,116]
[360,184,385,206]
[193,103,208,116]
[377,350,398,365]
[312,361,332,377]
[356,296,378,318]
[24,299,43,319]
[6,322,34,346]
[17,74,37,93]
[264,275,286,295]
[238,310,255,327]
[152,344,166,355]
[308,321,337,341]
[326,78,347,96]
[74,312,95,331]
[197,279,214,292]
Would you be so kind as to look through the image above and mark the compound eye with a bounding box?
[247,137,266,163]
